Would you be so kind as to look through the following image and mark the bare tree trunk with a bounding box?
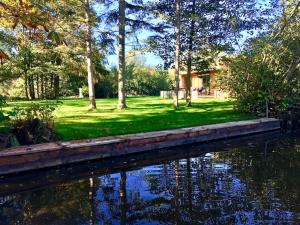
[41,74,44,99]
[28,75,35,100]
[86,0,97,110]
[36,74,40,99]
[24,72,29,100]
[54,75,59,100]
[117,0,127,109]
[174,0,181,109]
[186,53,192,106]
[50,74,54,99]
[44,76,48,99]
[186,0,195,107]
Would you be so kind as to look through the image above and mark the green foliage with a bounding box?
[126,68,172,96]
[107,61,172,97]
[93,63,172,98]
[0,0,112,102]
[10,101,61,145]
[0,96,8,122]
[13,102,60,125]
[148,0,268,71]
[81,85,89,98]
[0,95,16,124]
[222,35,300,117]
[60,75,86,97]
[95,79,117,98]
[220,0,300,119]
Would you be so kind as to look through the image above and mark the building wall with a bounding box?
[192,74,203,90]
[179,70,228,97]
[180,73,203,90]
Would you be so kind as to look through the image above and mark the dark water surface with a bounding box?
[0,131,300,225]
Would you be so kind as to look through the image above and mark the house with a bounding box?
[166,56,229,99]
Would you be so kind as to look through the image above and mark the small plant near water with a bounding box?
[10,102,62,146]
[0,100,62,148]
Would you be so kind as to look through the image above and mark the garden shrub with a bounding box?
[94,64,172,98]
[95,79,117,98]
[10,102,61,145]
[221,36,300,119]
[125,65,172,96]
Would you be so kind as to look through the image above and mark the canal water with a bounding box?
[0,130,299,224]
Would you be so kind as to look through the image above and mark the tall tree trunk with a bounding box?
[117,0,127,109]
[86,0,97,110]
[54,75,60,100]
[186,0,195,107]
[24,72,29,100]
[50,74,54,99]
[44,76,48,99]
[36,74,40,99]
[41,74,44,99]
[174,0,181,109]
[28,75,35,100]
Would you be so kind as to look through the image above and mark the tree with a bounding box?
[101,0,155,109]
[149,0,270,106]
[173,0,181,109]
[185,0,195,107]
[221,1,300,117]
[118,0,127,109]
[85,0,97,110]
[0,0,112,103]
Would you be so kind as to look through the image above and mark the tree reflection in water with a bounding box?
[0,131,300,224]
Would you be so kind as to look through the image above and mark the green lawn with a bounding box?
[3,97,256,141]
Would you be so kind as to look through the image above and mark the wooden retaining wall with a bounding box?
[0,118,280,175]
[0,130,281,196]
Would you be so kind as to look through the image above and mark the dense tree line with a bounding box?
[222,0,300,118]
[0,0,298,116]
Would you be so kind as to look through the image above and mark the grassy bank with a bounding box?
[2,97,256,141]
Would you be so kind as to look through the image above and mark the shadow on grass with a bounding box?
[55,104,255,141]
[4,97,254,141]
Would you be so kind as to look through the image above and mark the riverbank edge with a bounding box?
[0,118,280,175]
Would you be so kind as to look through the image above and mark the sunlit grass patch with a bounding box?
[3,97,256,141]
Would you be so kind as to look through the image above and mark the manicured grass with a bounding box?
[3,97,256,141]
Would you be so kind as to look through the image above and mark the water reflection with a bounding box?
[1,131,300,224]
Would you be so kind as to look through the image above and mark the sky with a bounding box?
[106,29,163,68]
[107,52,162,68]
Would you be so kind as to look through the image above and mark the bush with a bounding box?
[10,102,61,145]
[81,85,89,97]
[221,36,300,118]
[125,65,172,96]
[93,65,172,98]
[95,79,117,98]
